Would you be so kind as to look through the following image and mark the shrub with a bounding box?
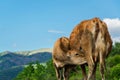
[110,64,120,79]
[107,55,120,67]
[110,42,120,56]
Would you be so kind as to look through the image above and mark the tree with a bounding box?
[110,42,120,56]
[111,64,120,79]
[14,60,56,80]
[14,63,34,80]
[45,60,56,80]
[107,55,120,67]
[32,62,46,80]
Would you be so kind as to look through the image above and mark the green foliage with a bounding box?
[110,42,120,56]
[45,60,56,80]
[69,66,83,80]
[14,63,35,80]
[105,55,120,80]
[32,62,46,80]
[14,60,56,80]
[111,64,120,79]
[107,55,120,67]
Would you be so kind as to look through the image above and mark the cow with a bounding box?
[52,37,87,80]
[69,17,112,80]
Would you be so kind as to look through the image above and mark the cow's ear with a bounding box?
[80,47,84,53]
[80,47,82,50]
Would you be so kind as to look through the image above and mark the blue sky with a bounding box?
[0,0,120,52]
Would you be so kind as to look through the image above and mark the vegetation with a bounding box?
[111,64,120,79]
[14,60,56,80]
[110,42,120,56]
[14,43,120,80]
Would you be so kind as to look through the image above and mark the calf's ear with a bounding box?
[66,52,71,58]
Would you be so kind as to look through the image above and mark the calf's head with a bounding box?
[66,49,86,65]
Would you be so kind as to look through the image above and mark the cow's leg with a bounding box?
[85,53,95,80]
[63,65,71,80]
[87,62,94,80]
[53,63,62,80]
[80,30,95,80]
[100,62,105,80]
[84,52,94,80]
[91,50,99,80]
[91,62,97,80]
[80,64,87,80]
[86,48,95,80]
[99,52,105,80]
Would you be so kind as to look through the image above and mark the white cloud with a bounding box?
[103,18,120,28]
[103,18,120,43]
[103,18,120,36]
[112,37,120,44]
[48,30,65,34]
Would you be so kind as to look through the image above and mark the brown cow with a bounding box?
[69,17,112,80]
[52,37,87,80]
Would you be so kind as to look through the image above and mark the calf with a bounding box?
[52,37,86,80]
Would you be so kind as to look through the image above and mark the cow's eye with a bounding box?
[75,53,79,56]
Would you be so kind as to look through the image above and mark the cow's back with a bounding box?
[69,17,112,57]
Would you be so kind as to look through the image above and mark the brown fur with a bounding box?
[52,37,87,80]
[69,17,112,80]
[53,37,70,63]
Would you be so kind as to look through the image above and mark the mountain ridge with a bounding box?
[0,48,52,56]
[0,48,52,71]
[0,48,52,80]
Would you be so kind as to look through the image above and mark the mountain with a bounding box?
[0,66,23,80]
[0,48,52,80]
